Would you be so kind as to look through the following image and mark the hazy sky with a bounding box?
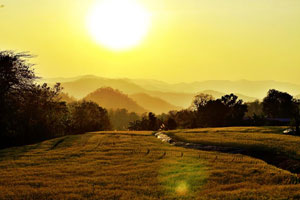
[1,0,300,83]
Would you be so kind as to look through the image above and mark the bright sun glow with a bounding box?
[87,0,151,51]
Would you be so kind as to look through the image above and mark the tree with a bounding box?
[292,99,300,135]
[262,89,294,118]
[16,83,70,142]
[0,51,37,146]
[221,94,248,125]
[202,99,227,127]
[148,112,158,131]
[69,101,111,134]
[0,51,116,148]
[0,51,73,147]
[0,51,36,120]
[192,94,214,127]
[192,93,214,111]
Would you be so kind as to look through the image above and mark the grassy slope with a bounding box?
[0,130,300,199]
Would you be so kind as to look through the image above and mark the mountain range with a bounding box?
[41,75,300,113]
[130,79,300,99]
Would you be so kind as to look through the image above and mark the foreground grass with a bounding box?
[0,130,300,199]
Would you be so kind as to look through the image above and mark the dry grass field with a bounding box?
[165,127,300,159]
[1,129,300,199]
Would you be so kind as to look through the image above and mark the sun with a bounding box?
[86,0,151,51]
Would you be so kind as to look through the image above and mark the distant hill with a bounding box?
[132,79,300,99]
[84,87,147,114]
[44,75,146,99]
[43,76,196,107]
[42,75,300,108]
[130,93,182,114]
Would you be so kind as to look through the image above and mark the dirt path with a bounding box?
[155,132,300,174]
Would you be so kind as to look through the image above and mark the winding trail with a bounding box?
[155,132,300,174]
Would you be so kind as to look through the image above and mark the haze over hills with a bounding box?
[42,75,300,109]
[84,87,147,114]
[132,79,300,99]
[52,76,146,99]
[130,93,182,114]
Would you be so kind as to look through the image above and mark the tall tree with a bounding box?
[0,51,72,147]
[262,89,294,118]
[221,94,248,125]
[0,51,36,146]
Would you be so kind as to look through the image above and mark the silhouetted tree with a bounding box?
[0,52,36,123]
[191,93,247,127]
[292,99,300,135]
[192,93,214,112]
[202,99,227,127]
[262,89,294,119]
[148,112,158,131]
[0,51,38,147]
[0,51,113,148]
[221,94,248,126]
[69,101,111,134]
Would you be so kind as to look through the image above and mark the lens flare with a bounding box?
[176,181,189,195]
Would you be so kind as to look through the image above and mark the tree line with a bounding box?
[0,51,111,148]
[129,91,300,134]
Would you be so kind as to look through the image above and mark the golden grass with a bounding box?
[0,129,300,199]
[165,127,300,159]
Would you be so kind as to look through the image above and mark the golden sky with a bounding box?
[1,0,300,84]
